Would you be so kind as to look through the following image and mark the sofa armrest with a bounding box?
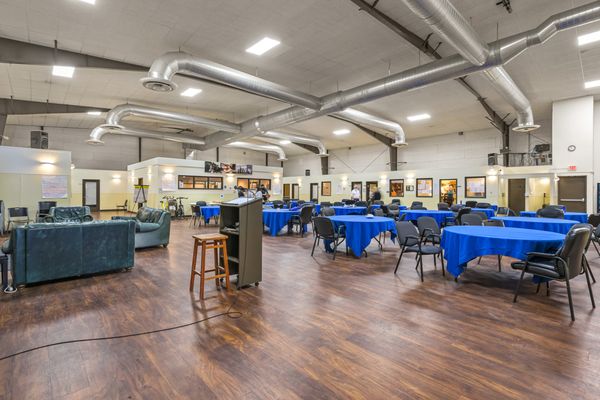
[1,239,11,254]
[112,216,137,221]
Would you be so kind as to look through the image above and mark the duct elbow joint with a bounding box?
[140,51,185,92]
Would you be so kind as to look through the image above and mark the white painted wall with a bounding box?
[552,96,594,173]
[70,169,129,211]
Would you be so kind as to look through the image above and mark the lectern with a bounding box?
[219,197,262,288]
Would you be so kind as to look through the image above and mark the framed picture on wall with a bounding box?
[465,176,487,198]
[416,178,433,197]
[406,185,414,192]
[321,181,332,196]
[389,179,404,197]
[439,179,457,204]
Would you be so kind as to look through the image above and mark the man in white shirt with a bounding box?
[351,185,361,201]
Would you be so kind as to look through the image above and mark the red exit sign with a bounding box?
[568,165,577,171]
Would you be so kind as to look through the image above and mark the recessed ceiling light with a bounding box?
[333,129,350,136]
[584,80,600,89]
[279,139,291,145]
[87,111,102,116]
[52,65,75,78]
[246,37,281,55]
[180,88,202,97]
[407,113,431,122]
[578,30,600,46]
[79,0,96,4]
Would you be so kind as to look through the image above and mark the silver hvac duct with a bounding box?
[87,126,206,146]
[141,52,322,109]
[224,141,287,161]
[401,0,539,131]
[260,131,328,156]
[144,2,600,149]
[334,108,407,146]
[102,103,240,133]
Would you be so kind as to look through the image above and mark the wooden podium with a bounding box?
[219,197,262,288]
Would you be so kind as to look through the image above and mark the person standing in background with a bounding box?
[351,185,361,201]
[370,188,382,203]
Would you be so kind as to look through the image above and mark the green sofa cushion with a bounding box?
[138,222,160,233]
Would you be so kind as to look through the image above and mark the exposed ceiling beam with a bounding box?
[293,143,321,155]
[0,98,109,115]
[330,115,393,146]
[348,0,510,134]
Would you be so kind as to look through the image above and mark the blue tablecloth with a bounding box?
[519,211,588,223]
[471,208,496,218]
[491,205,498,211]
[441,226,565,277]
[199,206,220,223]
[492,216,578,234]
[328,216,397,256]
[399,210,454,226]
[262,209,300,236]
[331,206,367,216]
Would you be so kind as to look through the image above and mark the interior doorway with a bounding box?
[82,179,100,212]
[291,183,299,199]
[310,183,319,202]
[283,184,290,199]
[508,178,526,213]
[351,181,363,200]
[366,181,378,201]
[558,176,587,212]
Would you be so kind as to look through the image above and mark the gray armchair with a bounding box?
[112,207,171,249]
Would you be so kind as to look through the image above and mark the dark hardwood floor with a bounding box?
[1,213,600,399]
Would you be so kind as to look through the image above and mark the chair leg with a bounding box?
[394,248,405,274]
[440,251,445,277]
[332,241,338,260]
[565,277,575,321]
[536,283,541,294]
[583,260,596,309]
[477,256,482,265]
[418,255,424,282]
[593,240,600,257]
[311,235,318,257]
[546,281,550,296]
[584,255,596,283]
[498,255,502,272]
[513,267,527,303]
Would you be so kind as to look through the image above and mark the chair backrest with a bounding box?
[196,201,207,207]
[388,204,399,211]
[546,204,564,210]
[300,206,314,223]
[507,209,517,216]
[475,202,491,209]
[537,207,565,219]
[355,201,368,207]
[395,221,420,247]
[374,200,384,206]
[559,226,592,278]
[391,199,401,204]
[373,209,384,217]
[417,216,440,236]
[191,205,199,214]
[344,199,355,205]
[473,211,489,221]
[450,204,464,212]
[456,207,471,224]
[8,207,28,218]
[411,206,427,210]
[570,223,593,251]
[313,216,335,238]
[333,202,344,206]
[38,201,57,214]
[465,201,478,208]
[320,201,332,207]
[321,207,335,216]
[461,213,483,226]
[587,214,600,227]
[496,206,508,215]
[437,202,450,211]
[483,219,504,227]
[410,201,423,208]
[298,200,306,205]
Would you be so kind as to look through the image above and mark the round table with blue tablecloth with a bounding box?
[519,211,588,223]
[471,208,496,218]
[262,209,300,236]
[199,206,220,224]
[491,216,578,234]
[331,206,367,216]
[327,215,397,257]
[398,209,454,226]
[441,226,565,277]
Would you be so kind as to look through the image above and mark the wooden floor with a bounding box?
[1,213,600,399]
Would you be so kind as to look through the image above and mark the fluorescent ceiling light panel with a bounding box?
[333,129,351,136]
[87,111,102,116]
[52,65,75,78]
[578,30,600,46]
[279,140,291,145]
[246,37,281,55]
[79,0,96,4]
[180,88,202,97]
[407,113,431,122]
[584,80,600,89]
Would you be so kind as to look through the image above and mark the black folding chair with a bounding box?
[311,217,347,260]
[394,221,444,282]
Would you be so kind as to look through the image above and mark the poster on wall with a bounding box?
[220,163,236,174]
[272,181,282,195]
[41,175,68,199]
[465,176,486,198]
[389,179,404,197]
[335,181,347,195]
[416,178,433,197]
[236,164,253,174]
[205,161,222,173]
[321,181,332,196]
[161,174,177,192]
[439,179,457,204]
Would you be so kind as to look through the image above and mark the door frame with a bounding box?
[291,183,299,199]
[365,181,378,201]
[558,175,587,212]
[508,178,526,213]
[310,183,319,201]
[351,181,363,200]
[82,179,100,212]
[283,183,291,199]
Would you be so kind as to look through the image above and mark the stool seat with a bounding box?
[193,233,228,241]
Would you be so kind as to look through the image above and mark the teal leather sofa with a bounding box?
[1,220,135,286]
[44,206,93,223]
[112,207,170,249]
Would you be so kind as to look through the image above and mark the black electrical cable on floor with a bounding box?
[0,295,243,362]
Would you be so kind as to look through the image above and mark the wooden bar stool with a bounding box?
[190,233,230,299]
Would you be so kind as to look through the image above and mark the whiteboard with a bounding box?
[41,175,68,199]
[161,174,177,191]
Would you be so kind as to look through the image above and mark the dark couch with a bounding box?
[1,220,135,286]
[44,206,93,223]
[112,207,170,249]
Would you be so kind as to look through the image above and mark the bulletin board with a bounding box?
[41,175,68,199]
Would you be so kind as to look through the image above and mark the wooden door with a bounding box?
[366,181,378,201]
[283,184,290,199]
[351,182,363,200]
[508,179,526,213]
[82,179,100,212]
[310,183,318,201]
[558,176,587,212]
